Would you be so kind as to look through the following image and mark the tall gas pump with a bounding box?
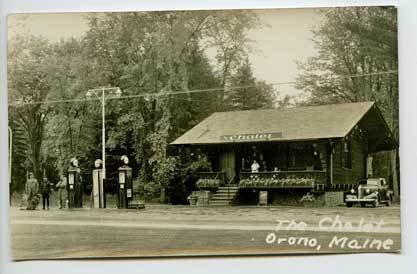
[118,155,132,208]
[68,157,83,208]
[92,159,105,208]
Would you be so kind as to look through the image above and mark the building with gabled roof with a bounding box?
[171,102,397,206]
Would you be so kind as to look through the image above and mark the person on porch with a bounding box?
[313,146,323,170]
[251,160,260,173]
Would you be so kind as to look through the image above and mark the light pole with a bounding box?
[86,87,122,179]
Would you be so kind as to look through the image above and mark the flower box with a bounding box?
[239,176,315,188]
[196,178,221,189]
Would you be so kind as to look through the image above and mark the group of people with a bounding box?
[24,172,68,210]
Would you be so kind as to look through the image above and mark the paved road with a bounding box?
[10,205,401,260]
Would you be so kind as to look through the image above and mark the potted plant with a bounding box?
[187,193,198,205]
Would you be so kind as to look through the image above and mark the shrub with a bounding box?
[143,181,161,201]
[300,192,325,207]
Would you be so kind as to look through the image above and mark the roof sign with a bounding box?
[221,132,282,142]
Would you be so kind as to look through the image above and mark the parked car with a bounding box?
[345,178,392,207]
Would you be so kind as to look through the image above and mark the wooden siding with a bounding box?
[332,131,368,185]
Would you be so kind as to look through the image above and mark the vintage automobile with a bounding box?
[345,178,392,207]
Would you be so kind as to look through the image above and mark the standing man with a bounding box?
[40,176,52,210]
[56,176,67,209]
[25,172,39,210]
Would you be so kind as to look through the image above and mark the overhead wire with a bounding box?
[9,70,398,107]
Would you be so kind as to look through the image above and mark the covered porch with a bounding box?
[171,102,398,205]
[197,140,328,190]
[196,140,329,191]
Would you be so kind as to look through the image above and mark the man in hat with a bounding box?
[55,175,67,209]
[40,176,53,210]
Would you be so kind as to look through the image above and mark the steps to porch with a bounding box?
[209,185,239,206]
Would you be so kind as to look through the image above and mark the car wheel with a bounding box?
[373,196,380,208]
[360,202,366,208]
[346,202,353,208]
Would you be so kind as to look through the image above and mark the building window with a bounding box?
[343,138,352,169]
[288,144,314,170]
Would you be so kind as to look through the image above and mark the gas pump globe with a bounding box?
[94,159,102,168]
[92,159,105,208]
[122,155,129,165]
[118,155,132,208]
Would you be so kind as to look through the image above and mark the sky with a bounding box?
[7,8,323,98]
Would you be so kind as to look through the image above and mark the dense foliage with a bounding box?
[296,6,399,195]
[8,7,399,201]
[8,11,275,201]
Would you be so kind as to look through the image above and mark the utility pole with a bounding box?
[86,87,122,179]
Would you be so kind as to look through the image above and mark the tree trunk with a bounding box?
[160,187,166,204]
[32,156,41,182]
[30,134,42,182]
[390,149,400,201]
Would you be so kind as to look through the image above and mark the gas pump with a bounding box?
[118,155,132,208]
[92,159,105,208]
[67,168,75,209]
[68,157,83,208]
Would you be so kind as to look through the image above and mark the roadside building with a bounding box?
[171,102,397,206]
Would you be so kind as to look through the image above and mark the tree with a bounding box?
[203,10,260,111]
[8,116,29,192]
[9,36,105,187]
[41,38,100,175]
[147,95,177,203]
[83,11,261,201]
[8,35,55,181]
[8,11,267,203]
[296,7,397,105]
[296,6,399,196]
[224,58,275,110]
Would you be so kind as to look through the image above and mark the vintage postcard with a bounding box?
[8,6,400,260]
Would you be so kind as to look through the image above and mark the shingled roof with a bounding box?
[171,101,397,151]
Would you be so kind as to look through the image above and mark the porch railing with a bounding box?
[196,172,226,188]
[239,171,326,189]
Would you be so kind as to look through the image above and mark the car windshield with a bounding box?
[366,179,379,186]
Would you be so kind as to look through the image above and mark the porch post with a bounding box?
[391,149,400,200]
[329,139,334,186]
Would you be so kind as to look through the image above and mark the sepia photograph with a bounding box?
[7,6,400,260]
